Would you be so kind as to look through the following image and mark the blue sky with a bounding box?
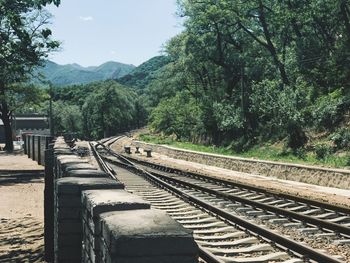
[46,0,183,67]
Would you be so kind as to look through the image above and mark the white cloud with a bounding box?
[79,16,94,22]
[110,51,116,55]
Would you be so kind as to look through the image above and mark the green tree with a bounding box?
[82,81,139,139]
[0,0,59,151]
[52,101,83,135]
[145,0,350,151]
[150,91,203,141]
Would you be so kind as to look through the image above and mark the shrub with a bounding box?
[150,91,203,141]
[213,101,243,132]
[330,128,350,150]
[229,136,253,153]
[294,148,307,160]
[250,79,310,140]
[314,144,332,160]
[311,89,344,130]
[346,155,350,167]
[287,122,308,151]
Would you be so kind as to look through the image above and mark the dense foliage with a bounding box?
[117,56,171,90]
[0,0,60,151]
[51,80,146,139]
[145,0,350,154]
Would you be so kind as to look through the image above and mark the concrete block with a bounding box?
[107,256,197,263]
[63,169,108,178]
[36,136,53,165]
[57,233,82,245]
[56,155,79,162]
[55,246,81,261]
[82,190,150,218]
[57,196,81,207]
[28,135,32,159]
[44,147,54,262]
[56,219,81,234]
[54,141,70,150]
[54,177,124,262]
[40,137,47,165]
[57,207,81,219]
[101,209,198,257]
[32,135,36,160]
[23,134,27,154]
[58,157,86,165]
[56,177,124,195]
[65,163,97,172]
[33,135,40,162]
[82,189,151,254]
[55,155,78,172]
[54,149,75,156]
[57,157,89,178]
[56,155,80,163]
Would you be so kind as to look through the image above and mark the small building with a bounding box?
[0,114,49,143]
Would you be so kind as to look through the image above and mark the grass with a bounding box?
[138,133,350,169]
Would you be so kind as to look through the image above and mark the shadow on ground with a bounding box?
[0,150,24,156]
[0,173,44,186]
[0,217,44,262]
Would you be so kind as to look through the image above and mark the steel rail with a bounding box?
[102,154,344,263]
[147,169,350,236]
[122,154,350,215]
[101,144,350,236]
[92,142,224,263]
[89,142,117,180]
[105,135,124,147]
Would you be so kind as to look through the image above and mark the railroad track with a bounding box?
[91,141,348,262]
[116,154,350,238]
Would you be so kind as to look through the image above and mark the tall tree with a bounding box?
[82,81,139,139]
[0,0,59,151]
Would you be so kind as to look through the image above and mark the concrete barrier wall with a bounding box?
[24,134,54,165]
[23,134,27,154]
[33,135,39,162]
[133,140,350,190]
[26,136,198,263]
[40,137,47,165]
[27,135,32,158]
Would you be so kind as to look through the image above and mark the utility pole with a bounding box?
[49,84,54,136]
[241,64,246,129]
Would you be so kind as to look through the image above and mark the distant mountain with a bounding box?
[33,60,135,86]
[116,56,171,89]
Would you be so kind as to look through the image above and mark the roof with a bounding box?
[0,116,48,126]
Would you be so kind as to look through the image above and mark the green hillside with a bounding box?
[116,56,171,89]
[33,60,135,86]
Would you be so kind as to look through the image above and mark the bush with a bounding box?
[311,89,344,130]
[230,136,252,153]
[314,144,333,160]
[250,79,310,140]
[149,91,203,141]
[346,155,350,167]
[294,148,307,159]
[330,128,350,150]
[287,122,308,151]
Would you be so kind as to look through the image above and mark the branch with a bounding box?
[238,21,269,48]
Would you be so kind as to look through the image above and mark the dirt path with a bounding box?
[0,153,44,262]
[0,151,43,171]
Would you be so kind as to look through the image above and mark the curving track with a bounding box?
[91,139,348,263]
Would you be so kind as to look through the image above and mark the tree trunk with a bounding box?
[0,83,14,152]
[258,0,290,86]
[340,0,350,42]
[2,111,13,152]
